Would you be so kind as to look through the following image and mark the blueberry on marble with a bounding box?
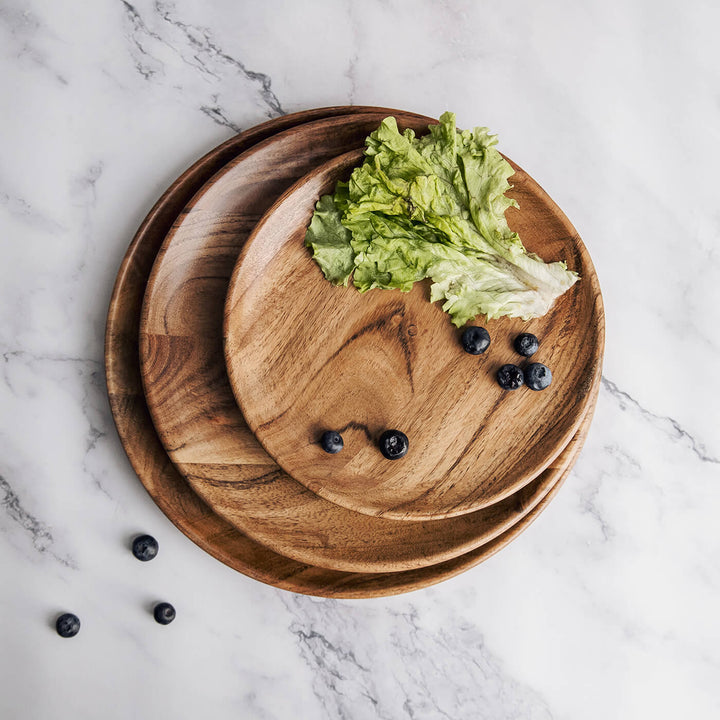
[56,613,81,638]
[461,326,491,355]
[153,602,176,625]
[514,333,539,357]
[379,430,409,460]
[320,430,344,454]
[496,364,524,390]
[524,363,552,391]
[132,534,159,562]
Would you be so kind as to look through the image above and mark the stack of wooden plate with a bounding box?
[105,107,604,598]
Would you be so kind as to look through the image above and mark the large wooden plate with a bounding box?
[107,107,598,596]
[224,146,604,520]
[138,112,588,573]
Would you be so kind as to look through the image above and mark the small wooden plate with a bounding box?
[224,149,604,520]
[108,107,598,596]
[139,112,592,573]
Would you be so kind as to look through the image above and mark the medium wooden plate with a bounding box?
[108,107,598,596]
[139,112,588,573]
[224,146,604,520]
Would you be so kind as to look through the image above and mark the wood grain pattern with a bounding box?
[224,149,605,520]
[107,107,599,596]
[139,112,594,574]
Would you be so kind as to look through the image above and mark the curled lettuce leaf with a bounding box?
[305,112,578,326]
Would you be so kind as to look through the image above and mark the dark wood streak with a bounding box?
[395,311,416,393]
[187,467,286,489]
[337,420,375,442]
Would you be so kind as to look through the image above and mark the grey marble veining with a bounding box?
[1,0,719,718]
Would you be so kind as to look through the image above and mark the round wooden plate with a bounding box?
[139,112,590,573]
[108,107,598,597]
[224,146,604,520]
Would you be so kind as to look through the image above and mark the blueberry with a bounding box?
[132,534,159,562]
[525,363,552,391]
[153,602,176,625]
[514,333,539,357]
[461,326,491,355]
[379,430,409,460]
[320,430,344,454]
[496,364,524,390]
[56,613,81,638]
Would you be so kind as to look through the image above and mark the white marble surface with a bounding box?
[1,0,719,717]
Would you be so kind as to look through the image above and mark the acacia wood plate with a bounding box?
[224,147,604,520]
[138,112,589,573]
[107,107,598,596]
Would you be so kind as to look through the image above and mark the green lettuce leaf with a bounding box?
[305,112,578,326]
[304,194,354,285]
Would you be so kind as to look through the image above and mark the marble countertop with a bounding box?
[2,1,718,717]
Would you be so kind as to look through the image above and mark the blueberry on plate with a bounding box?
[379,430,409,460]
[320,430,344,454]
[56,613,81,638]
[514,332,539,357]
[496,364,524,390]
[461,326,491,355]
[132,534,159,562]
[153,602,176,625]
[525,363,552,391]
